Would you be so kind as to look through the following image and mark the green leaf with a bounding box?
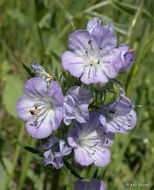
[34,0,48,22]
[3,76,24,117]
[16,140,42,156]
[112,0,152,20]
[23,64,35,77]
[0,162,6,190]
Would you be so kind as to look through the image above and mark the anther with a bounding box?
[97,60,100,64]
[128,48,136,53]
[88,40,92,44]
[29,105,39,115]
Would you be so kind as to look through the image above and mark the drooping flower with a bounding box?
[75,179,105,190]
[63,86,92,125]
[118,44,135,73]
[30,62,53,82]
[40,136,72,169]
[87,17,114,34]
[67,112,114,167]
[99,89,137,133]
[61,17,131,85]
[16,78,64,139]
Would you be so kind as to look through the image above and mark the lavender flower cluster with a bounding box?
[16,17,137,190]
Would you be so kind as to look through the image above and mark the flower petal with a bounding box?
[16,95,37,121]
[23,78,47,98]
[91,26,117,50]
[61,51,84,77]
[47,81,64,106]
[74,148,94,166]
[68,30,91,52]
[93,146,111,167]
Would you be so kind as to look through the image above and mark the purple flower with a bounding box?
[30,62,53,82]
[16,78,64,139]
[63,86,92,125]
[99,90,137,133]
[40,136,72,169]
[118,44,134,73]
[75,179,105,190]
[87,17,114,34]
[67,112,114,167]
[61,17,124,84]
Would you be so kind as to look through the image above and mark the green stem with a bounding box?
[33,0,45,58]
[17,136,36,190]
[51,169,61,190]
[4,122,25,190]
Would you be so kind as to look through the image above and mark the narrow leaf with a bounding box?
[112,0,152,20]
[23,63,35,77]
[16,140,42,156]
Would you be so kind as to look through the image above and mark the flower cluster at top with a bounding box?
[16,17,137,190]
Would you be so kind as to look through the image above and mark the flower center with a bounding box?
[85,50,101,68]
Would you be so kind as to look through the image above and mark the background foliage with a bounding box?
[0,0,154,189]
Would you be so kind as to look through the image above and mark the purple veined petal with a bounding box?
[74,147,94,166]
[80,66,109,84]
[67,30,91,52]
[101,131,115,148]
[86,17,102,34]
[118,44,134,73]
[64,86,92,125]
[67,128,79,148]
[48,156,63,169]
[63,118,72,126]
[78,104,89,120]
[68,86,93,101]
[23,78,47,98]
[16,95,38,121]
[59,139,72,156]
[26,110,59,139]
[75,113,87,124]
[101,92,137,133]
[53,107,63,130]
[104,22,114,33]
[92,146,111,167]
[101,49,122,78]
[74,112,100,134]
[99,114,107,127]
[91,26,117,50]
[64,95,75,113]
[47,81,64,106]
[61,51,85,78]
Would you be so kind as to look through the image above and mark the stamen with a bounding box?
[29,107,38,115]
[88,40,92,44]
[29,103,41,115]
[128,48,136,53]
[46,75,53,83]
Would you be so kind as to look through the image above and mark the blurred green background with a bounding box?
[0,0,154,189]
